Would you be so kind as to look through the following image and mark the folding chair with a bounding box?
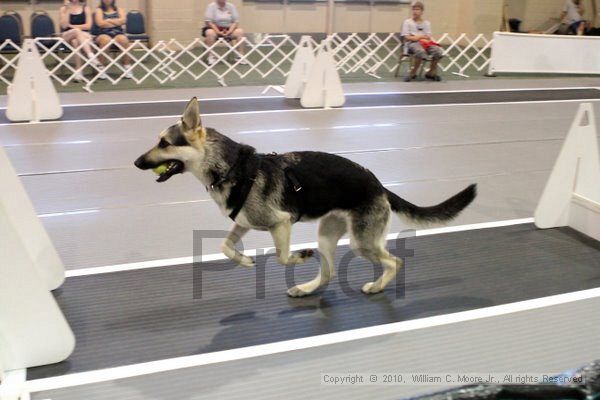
[0,14,22,53]
[3,11,24,39]
[30,11,63,50]
[126,11,150,45]
[394,35,430,79]
[0,13,22,72]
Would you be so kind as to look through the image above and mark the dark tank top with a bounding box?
[98,9,124,36]
[62,8,88,32]
[70,11,86,26]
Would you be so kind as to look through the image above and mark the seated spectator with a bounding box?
[401,1,443,82]
[94,0,132,79]
[202,0,247,66]
[560,0,585,35]
[60,0,99,82]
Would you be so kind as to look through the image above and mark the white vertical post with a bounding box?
[534,103,600,240]
[300,38,345,108]
[284,36,315,99]
[6,39,62,122]
[0,144,74,374]
[326,0,335,35]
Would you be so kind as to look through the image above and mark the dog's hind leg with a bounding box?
[287,213,347,298]
[269,220,314,266]
[360,248,403,294]
[221,223,255,267]
[349,200,403,295]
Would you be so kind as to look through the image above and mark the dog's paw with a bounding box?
[288,249,315,265]
[238,255,255,268]
[361,282,383,295]
[287,285,311,298]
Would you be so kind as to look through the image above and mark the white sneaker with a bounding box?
[97,71,109,80]
[123,66,133,79]
[207,54,217,66]
[74,72,84,82]
[87,54,102,69]
[235,56,249,65]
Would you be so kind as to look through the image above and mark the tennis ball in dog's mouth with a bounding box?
[153,163,169,175]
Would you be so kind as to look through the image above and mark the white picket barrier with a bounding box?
[534,103,600,241]
[0,143,74,383]
[0,33,495,91]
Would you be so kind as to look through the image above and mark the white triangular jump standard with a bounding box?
[300,39,345,108]
[534,103,600,241]
[284,35,315,99]
[6,39,63,122]
[0,143,74,380]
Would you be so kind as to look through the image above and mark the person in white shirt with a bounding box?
[202,0,247,65]
[560,0,585,35]
[400,1,443,82]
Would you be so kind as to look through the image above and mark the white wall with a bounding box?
[9,0,596,43]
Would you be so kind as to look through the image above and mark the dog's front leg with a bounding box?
[269,220,314,265]
[221,223,255,267]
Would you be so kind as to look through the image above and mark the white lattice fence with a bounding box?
[0,33,493,91]
[436,33,493,77]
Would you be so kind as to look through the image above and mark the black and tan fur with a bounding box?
[135,98,477,297]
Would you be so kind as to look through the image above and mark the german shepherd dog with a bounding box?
[135,98,477,297]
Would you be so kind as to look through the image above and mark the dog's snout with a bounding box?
[134,155,148,170]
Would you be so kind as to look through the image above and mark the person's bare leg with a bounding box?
[96,34,111,65]
[232,28,245,55]
[72,38,82,70]
[205,29,217,47]
[410,57,422,77]
[426,46,443,79]
[428,58,439,76]
[204,29,218,63]
[76,30,94,61]
[115,34,131,66]
[62,30,82,69]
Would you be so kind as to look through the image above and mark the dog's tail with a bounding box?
[386,184,477,224]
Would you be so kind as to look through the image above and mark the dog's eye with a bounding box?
[158,138,170,148]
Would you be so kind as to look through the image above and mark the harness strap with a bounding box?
[284,167,304,221]
[227,157,263,221]
[284,167,302,192]
[209,152,304,223]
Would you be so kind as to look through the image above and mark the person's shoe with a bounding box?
[97,71,109,80]
[404,74,417,82]
[74,72,84,82]
[425,73,442,82]
[235,56,249,65]
[207,54,217,66]
[87,55,102,69]
[123,66,134,79]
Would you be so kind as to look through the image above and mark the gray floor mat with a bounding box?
[27,224,600,380]
[2,89,599,124]
[31,296,600,400]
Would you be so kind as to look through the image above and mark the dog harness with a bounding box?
[208,152,303,222]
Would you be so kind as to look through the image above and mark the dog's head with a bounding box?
[134,97,207,182]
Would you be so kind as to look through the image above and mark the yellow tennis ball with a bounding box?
[153,163,168,175]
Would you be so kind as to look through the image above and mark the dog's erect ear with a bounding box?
[181,97,202,131]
